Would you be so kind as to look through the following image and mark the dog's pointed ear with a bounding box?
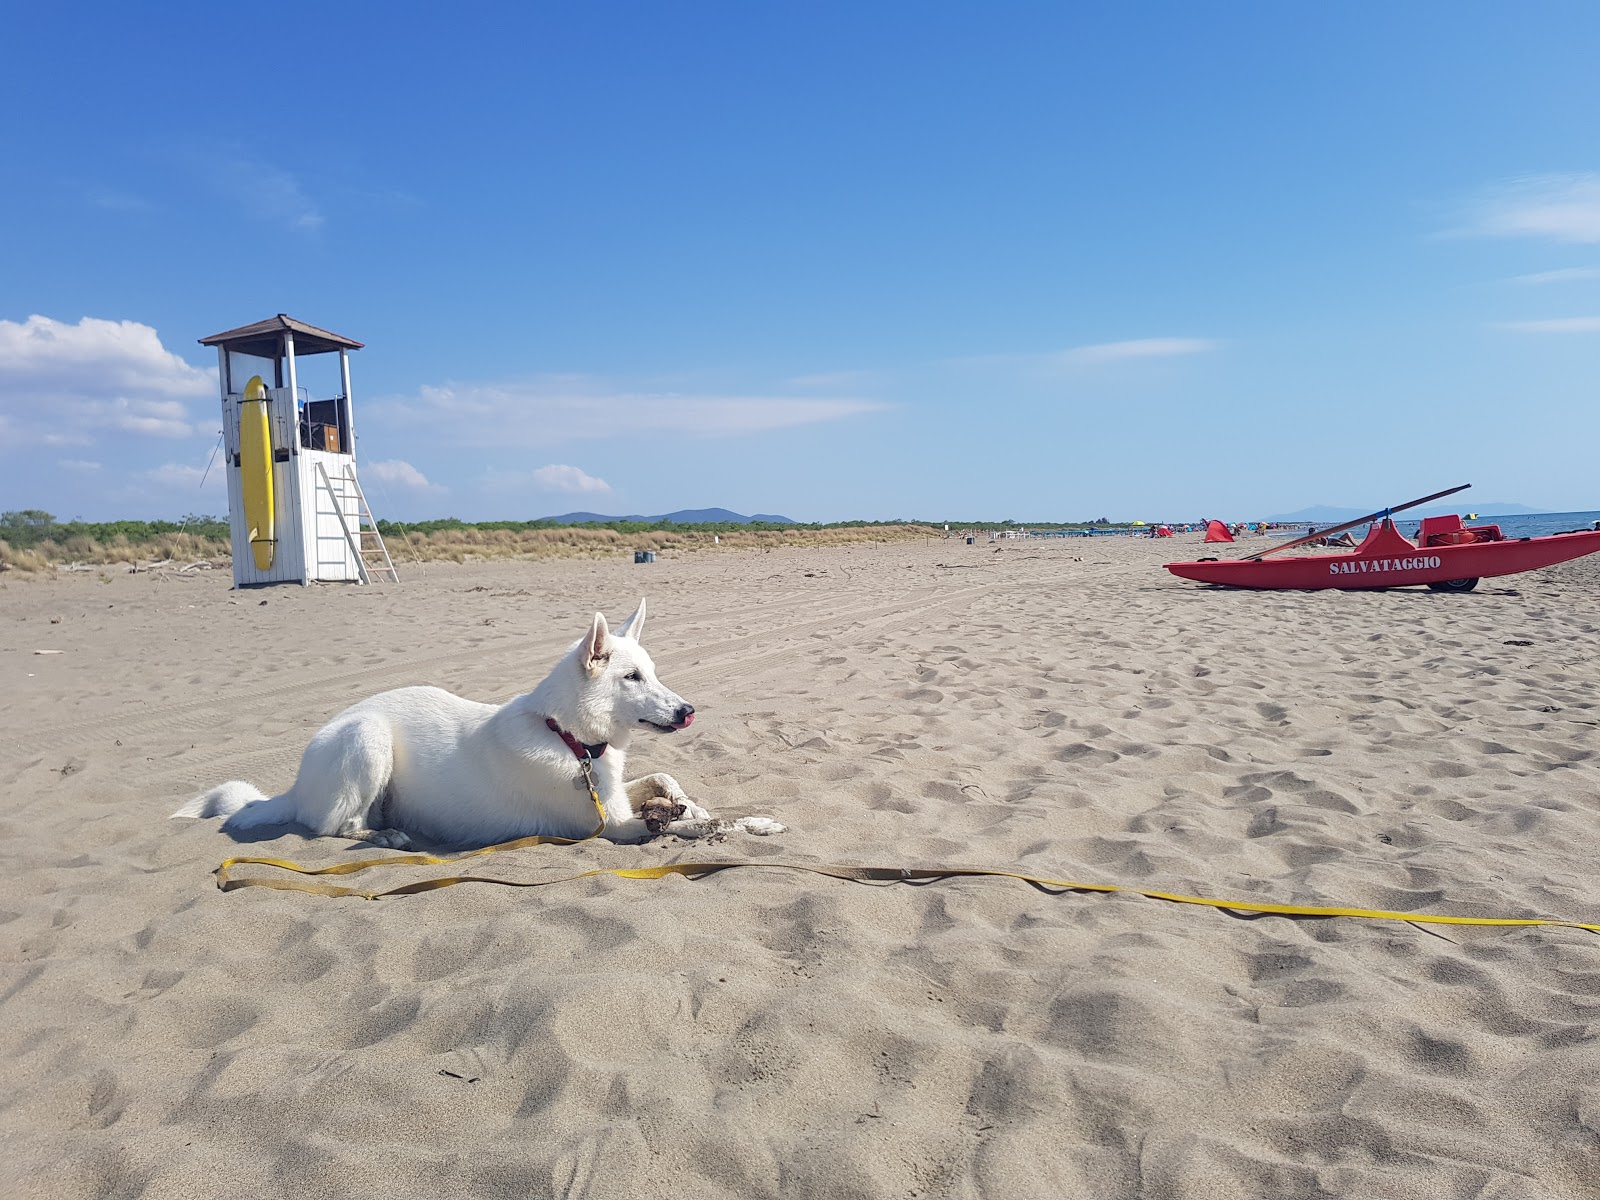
[617,597,647,642]
[584,611,611,674]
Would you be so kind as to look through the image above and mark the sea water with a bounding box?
[1393,510,1600,540]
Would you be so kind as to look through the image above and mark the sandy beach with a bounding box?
[2,534,1598,1199]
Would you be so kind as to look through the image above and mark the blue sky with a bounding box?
[4,2,1600,523]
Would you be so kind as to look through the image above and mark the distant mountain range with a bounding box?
[541,508,797,525]
[1267,501,1540,523]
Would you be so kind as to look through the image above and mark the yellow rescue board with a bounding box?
[239,375,276,570]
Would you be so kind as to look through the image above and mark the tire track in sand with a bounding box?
[139,573,1022,789]
[9,581,939,757]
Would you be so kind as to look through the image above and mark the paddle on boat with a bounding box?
[1165,484,1600,591]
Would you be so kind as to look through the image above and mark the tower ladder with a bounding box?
[315,461,400,584]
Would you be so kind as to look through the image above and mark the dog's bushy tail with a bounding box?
[171,782,297,830]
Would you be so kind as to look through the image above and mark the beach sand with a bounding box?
[2,536,1598,1199]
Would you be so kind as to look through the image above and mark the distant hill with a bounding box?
[1266,505,1367,524]
[541,508,797,525]
[1427,501,1540,517]
[1267,500,1540,523]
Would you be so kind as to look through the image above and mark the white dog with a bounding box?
[172,600,782,848]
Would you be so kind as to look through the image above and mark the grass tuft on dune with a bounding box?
[0,523,942,574]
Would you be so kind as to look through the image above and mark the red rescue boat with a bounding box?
[1167,513,1600,592]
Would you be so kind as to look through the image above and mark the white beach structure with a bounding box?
[199,315,398,588]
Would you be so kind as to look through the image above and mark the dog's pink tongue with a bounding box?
[678,712,695,728]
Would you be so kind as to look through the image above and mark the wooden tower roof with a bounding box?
[199,314,364,358]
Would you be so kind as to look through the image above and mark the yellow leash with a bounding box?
[214,823,1600,934]
[218,757,614,893]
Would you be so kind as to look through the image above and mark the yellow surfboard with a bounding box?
[239,375,276,570]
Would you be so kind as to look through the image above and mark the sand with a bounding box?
[2,535,1598,1199]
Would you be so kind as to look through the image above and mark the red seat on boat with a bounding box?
[1419,514,1481,546]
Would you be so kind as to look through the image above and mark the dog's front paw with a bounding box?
[360,828,415,850]
[732,816,784,836]
[662,817,720,839]
[660,814,784,839]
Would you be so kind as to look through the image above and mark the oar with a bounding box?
[1244,483,1472,560]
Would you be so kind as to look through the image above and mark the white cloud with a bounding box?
[0,315,212,394]
[59,459,102,473]
[946,338,1220,378]
[1466,174,1600,243]
[531,464,612,494]
[784,369,887,390]
[87,188,152,213]
[208,154,323,231]
[115,400,196,438]
[1060,338,1220,364]
[372,375,886,446]
[0,316,213,447]
[1509,266,1600,286]
[1498,316,1600,333]
[105,460,225,507]
[143,462,224,491]
[365,459,444,491]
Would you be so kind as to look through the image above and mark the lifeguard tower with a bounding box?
[199,315,398,587]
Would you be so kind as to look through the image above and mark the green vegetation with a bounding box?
[374,517,923,536]
[931,518,1120,532]
[375,516,1124,537]
[0,508,1134,575]
[3,510,1127,549]
[0,510,231,574]
[0,510,230,549]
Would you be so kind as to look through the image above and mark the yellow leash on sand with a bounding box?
[217,754,614,894]
[214,821,1600,935]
